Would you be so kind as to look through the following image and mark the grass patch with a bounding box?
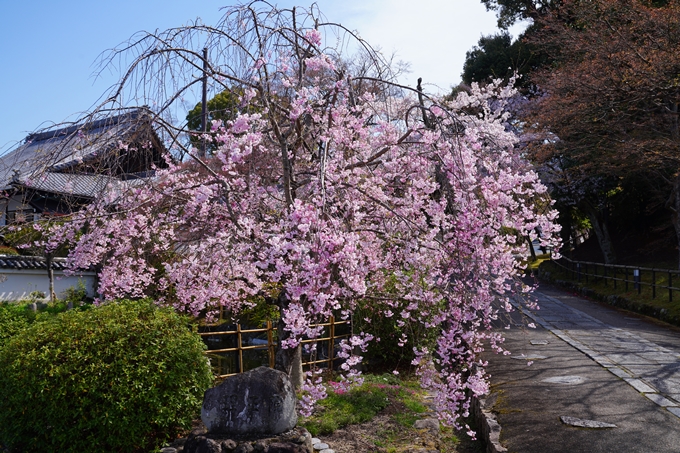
[301,383,391,435]
[392,393,428,428]
[300,373,426,436]
[300,373,485,452]
[527,253,552,270]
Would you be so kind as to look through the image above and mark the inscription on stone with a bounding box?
[271,394,284,419]
[202,367,297,435]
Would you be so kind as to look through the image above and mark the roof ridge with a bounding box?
[25,108,150,143]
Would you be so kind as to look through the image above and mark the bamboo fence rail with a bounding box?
[199,316,351,378]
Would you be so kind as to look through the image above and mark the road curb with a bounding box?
[472,396,507,453]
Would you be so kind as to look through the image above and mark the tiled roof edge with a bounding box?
[0,256,69,270]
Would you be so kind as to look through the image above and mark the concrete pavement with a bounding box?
[482,282,680,453]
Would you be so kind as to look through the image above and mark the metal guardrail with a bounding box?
[552,256,680,302]
[199,316,351,378]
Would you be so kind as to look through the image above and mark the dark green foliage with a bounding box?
[481,0,555,29]
[461,31,545,89]
[186,89,241,131]
[60,280,90,305]
[222,293,280,326]
[0,245,18,255]
[0,302,33,346]
[0,299,213,453]
[463,33,516,84]
[186,88,259,153]
[354,299,437,372]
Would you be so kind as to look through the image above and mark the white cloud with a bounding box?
[306,0,513,93]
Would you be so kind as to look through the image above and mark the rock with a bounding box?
[202,366,297,435]
[183,436,222,453]
[542,376,586,385]
[234,443,254,453]
[268,442,308,453]
[312,443,329,450]
[160,448,177,453]
[221,439,238,451]
[560,416,617,428]
[253,440,269,452]
[286,427,313,451]
[183,427,314,453]
[414,418,440,430]
[173,437,189,447]
[511,354,548,361]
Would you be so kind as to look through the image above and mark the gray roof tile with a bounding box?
[0,256,69,270]
[0,109,157,191]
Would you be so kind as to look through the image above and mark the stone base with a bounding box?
[182,427,313,453]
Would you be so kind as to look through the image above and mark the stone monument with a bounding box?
[183,367,313,453]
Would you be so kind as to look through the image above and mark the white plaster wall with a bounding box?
[0,269,96,301]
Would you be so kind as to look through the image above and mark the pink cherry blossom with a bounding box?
[41,3,560,431]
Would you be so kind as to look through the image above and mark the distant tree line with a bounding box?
[465,0,680,267]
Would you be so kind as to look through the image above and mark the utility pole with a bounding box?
[200,47,208,159]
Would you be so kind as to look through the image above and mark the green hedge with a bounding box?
[0,299,213,453]
[0,302,33,346]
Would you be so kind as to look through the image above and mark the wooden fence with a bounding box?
[553,256,680,302]
[199,317,351,378]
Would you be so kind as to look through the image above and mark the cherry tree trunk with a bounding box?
[46,253,56,303]
[275,317,304,390]
[583,202,616,264]
[526,236,537,260]
[274,294,303,389]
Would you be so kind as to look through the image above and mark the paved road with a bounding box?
[483,282,680,453]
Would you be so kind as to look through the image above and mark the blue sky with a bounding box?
[0,0,526,153]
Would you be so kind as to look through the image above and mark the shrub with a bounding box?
[0,302,33,346]
[60,280,90,305]
[0,245,19,255]
[28,290,46,301]
[353,298,438,372]
[0,299,213,453]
